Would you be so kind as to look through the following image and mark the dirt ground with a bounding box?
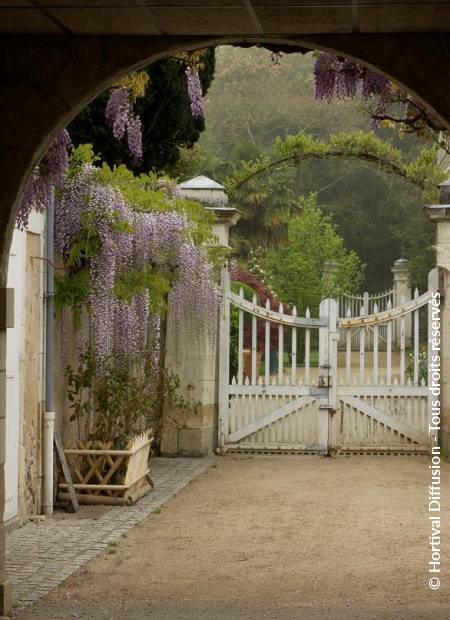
[14,456,450,620]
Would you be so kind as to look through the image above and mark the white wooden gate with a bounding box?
[218,268,436,454]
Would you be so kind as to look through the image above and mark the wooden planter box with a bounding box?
[58,430,154,506]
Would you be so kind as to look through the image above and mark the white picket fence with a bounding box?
[218,268,437,455]
[339,288,396,350]
[339,288,394,318]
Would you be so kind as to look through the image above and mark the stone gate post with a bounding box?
[426,179,450,458]
[391,258,412,349]
[318,298,338,454]
[161,177,240,456]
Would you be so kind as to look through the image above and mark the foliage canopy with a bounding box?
[69,50,216,173]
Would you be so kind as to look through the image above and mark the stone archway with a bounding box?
[0,29,450,612]
[1,33,450,281]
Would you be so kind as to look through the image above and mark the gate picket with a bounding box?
[238,287,244,385]
[413,288,419,385]
[251,296,257,385]
[291,306,297,386]
[265,299,270,386]
[386,304,392,385]
[305,309,311,384]
[278,303,284,385]
[400,303,406,386]
[359,310,365,384]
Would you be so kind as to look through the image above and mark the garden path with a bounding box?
[6,457,212,612]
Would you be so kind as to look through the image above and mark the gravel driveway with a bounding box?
[14,455,450,620]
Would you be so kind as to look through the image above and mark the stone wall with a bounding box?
[53,311,89,444]
[19,231,44,519]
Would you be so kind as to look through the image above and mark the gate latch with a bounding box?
[318,375,331,388]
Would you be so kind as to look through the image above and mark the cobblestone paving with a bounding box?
[6,457,213,610]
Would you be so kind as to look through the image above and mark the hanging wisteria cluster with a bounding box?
[105,87,143,164]
[312,51,441,133]
[169,242,217,324]
[55,163,219,373]
[185,65,204,119]
[105,60,204,168]
[17,129,72,230]
[314,52,391,104]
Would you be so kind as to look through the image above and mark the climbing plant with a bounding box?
[226,130,445,205]
[55,145,220,373]
[17,129,71,230]
[69,49,216,172]
[312,51,446,145]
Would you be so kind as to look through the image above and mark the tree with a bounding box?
[197,47,440,293]
[266,195,365,315]
[317,166,435,292]
[224,131,443,290]
[68,50,216,173]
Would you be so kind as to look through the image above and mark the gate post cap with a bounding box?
[425,203,450,222]
[438,178,450,204]
[177,175,240,248]
[391,258,409,275]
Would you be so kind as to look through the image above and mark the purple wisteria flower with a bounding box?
[314,52,391,104]
[125,114,143,165]
[55,164,219,375]
[185,66,204,119]
[106,87,143,165]
[106,87,130,141]
[17,129,72,230]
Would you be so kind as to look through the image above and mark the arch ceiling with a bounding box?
[1,1,450,36]
[1,1,450,280]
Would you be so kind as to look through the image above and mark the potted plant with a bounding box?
[59,348,156,506]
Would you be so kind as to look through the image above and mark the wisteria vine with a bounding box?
[312,51,440,133]
[17,129,71,230]
[55,163,219,373]
[105,87,143,164]
[185,65,204,119]
[313,52,393,127]
[313,52,391,103]
[105,59,204,167]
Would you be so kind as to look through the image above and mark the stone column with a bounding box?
[426,191,450,459]
[161,308,219,456]
[160,176,240,456]
[391,258,412,348]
